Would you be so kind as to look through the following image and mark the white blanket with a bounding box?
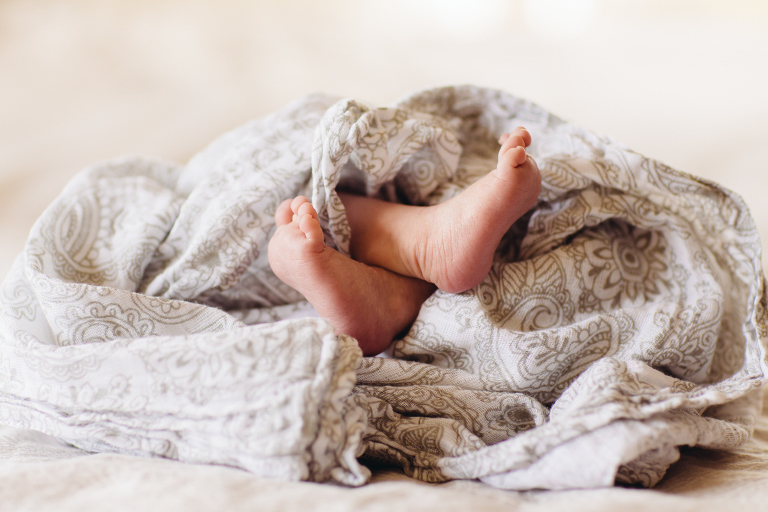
[0,86,765,489]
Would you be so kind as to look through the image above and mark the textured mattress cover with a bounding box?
[0,86,766,494]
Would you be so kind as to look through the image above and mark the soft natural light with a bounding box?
[522,0,597,38]
[361,0,511,37]
[425,0,510,34]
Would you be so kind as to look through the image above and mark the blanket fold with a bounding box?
[1,85,765,489]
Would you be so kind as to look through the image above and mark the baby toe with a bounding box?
[291,195,310,214]
[513,146,527,166]
[505,135,527,151]
[297,201,317,219]
[512,126,531,147]
[299,214,324,244]
[500,145,527,169]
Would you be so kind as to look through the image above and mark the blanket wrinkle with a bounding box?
[0,85,765,490]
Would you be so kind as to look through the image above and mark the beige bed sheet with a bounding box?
[1,386,767,512]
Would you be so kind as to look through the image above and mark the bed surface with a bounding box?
[1,1,767,510]
[3,387,768,512]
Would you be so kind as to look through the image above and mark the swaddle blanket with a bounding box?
[1,86,766,490]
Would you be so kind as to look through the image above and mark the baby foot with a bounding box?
[268,196,435,355]
[342,126,541,293]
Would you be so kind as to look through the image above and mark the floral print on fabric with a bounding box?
[0,86,765,490]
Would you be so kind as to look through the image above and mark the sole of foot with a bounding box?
[343,126,541,293]
[267,196,436,355]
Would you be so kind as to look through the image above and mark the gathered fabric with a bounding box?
[1,86,765,489]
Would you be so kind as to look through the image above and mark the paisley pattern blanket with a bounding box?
[1,86,766,490]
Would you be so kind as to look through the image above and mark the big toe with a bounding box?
[275,199,293,226]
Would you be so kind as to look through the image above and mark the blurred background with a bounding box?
[1,0,767,278]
